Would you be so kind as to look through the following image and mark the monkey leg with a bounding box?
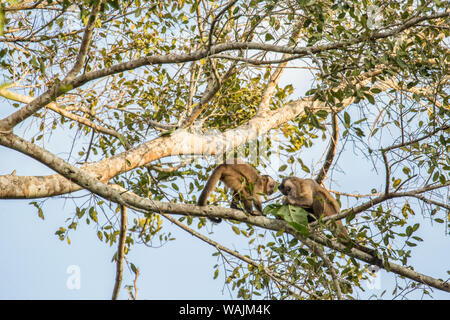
[242,198,255,215]
[230,191,241,210]
[231,189,256,215]
[252,197,263,215]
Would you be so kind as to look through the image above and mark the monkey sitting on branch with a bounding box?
[279,177,380,256]
[198,161,276,223]
[279,177,349,239]
[279,176,380,263]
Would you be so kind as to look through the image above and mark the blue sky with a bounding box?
[0,63,449,300]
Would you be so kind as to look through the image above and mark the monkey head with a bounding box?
[279,177,314,208]
[261,175,276,195]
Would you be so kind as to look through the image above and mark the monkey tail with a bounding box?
[198,165,224,206]
[198,165,225,223]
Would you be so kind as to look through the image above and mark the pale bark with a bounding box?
[0,1,102,131]
[1,4,448,300]
[0,131,449,293]
[0,87,129,147]
[0,70,382,199]
[112,205,127,300]
[1,11,447,132]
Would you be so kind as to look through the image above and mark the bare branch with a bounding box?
[0,69,385,199]
[2,10,446,132]
[407,194,450,210]
[256,20,303,115]
[0,0,102,131]
[315,112,339,185]
[0,87,130,149]
[206,0,238,53]
[112,205,127,300]
[381,150,391,195]
[65,1,102,81]
[383,124,450,152]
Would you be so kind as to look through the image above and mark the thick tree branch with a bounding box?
[315,112,338,185]
[0,0,102,131]
[0,131,448,293]
[1,10,446,131]
[112,205,127,300]
[0,87,130,148]
[0,70,384,199]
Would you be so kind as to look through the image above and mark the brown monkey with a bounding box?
[198,162,276,223]
[279,177,348,238]
[279,177,380,260]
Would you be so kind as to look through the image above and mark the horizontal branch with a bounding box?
[1,10,447,131]
[0,87,129,147]
[382,124,450,152]
[0,131,448,293]
[155,208,320,299]
[0,69,384,198]
[316,182,450,224]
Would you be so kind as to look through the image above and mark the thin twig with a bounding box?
[157,211,321,299]
[316,112,339,184]
[112,205,127,300]
[381,150,390,195]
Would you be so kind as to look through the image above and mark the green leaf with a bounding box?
[30,201,45,220]
[130,263,138,274]
[77,207,87,218]
[364,93,375,104]
[265,33,274,41]
[89,208,98,223]
[263,203,282,216]
[272,205,309,237]
[68,222,77,230]
[309,114,322,129]
[0,6,4,36]
[405,241,417,247]
[58,84,73,94]
[344,112,351,127]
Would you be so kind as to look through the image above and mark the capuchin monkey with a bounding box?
[279,177,380,259]
[198,162,276,223]
[279,177,349,239]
